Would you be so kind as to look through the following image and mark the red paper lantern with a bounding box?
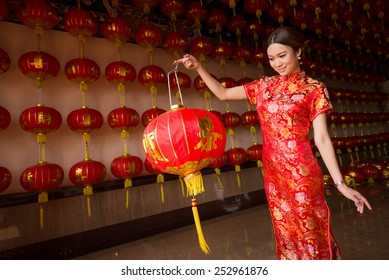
[0,48,10,74]
[211,41,233,65]
[20,162,64,192]
[189,35,214,61]
[67,107,104,133]
[69,159,106,216]
[342,166,366,184]
[0,166,12,193]
[237,77,254,86]
[290,7,313,30]
[245,18,265,41]
[132,0,160,14]
[18,51,60,82]
[244,0,270,22]
[240,110,258,127]
[252,47,267,66]
[138,64,166,93]
[17,0,58,30]
[267,0,293,24]
[222,111,241,128]
[226,147,248,166]
[107,107,140,130]
[247,143,262,161]
[105,61,136,85]
[135,23,163,49]
[64,57,100,84]
[0,106,11,131]
[218,76,237,89]
[206,8,228,33]
[63,8,98,38]
[141,107,167,127]
[19,105,62,134]
[143,107,226,192]
[168,71,191,90]
[101,17,132,43]
[232,45,252,64]
[0,0,8,20]
[160,0,185,21]
[185,1,208,25]
[164,31,189,59]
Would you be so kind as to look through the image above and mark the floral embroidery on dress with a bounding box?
[244,72,340,260]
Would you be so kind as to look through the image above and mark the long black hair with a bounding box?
[266,26,305,54]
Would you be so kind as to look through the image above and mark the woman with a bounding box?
[174,26,372,260]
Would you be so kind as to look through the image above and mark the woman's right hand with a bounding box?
[174,54,200,71]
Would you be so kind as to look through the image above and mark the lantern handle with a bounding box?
[167,64,184,109]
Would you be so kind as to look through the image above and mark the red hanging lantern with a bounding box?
[0,106,11,131]
[64,57,100,84]
[20,162,64,228]
[105,61,136,86]
[244,0,270,23]
[168,71,191,91]
[0,0,8,20]
[160,0,185,22]
[207,151,228,188]
[143,106,226,254]
[17,0,58,31]
[267,0,293,25]
[227,14,247,38]
[101,17,132,43]
[247,143,263,169]
[226,147,248,187]
[18,51,60,86]
[211,41,233,66]
[232,45,252,67]
[0,48,10,75]
[111,154,143,208]
[222,111,241,128]
[63,8,98,38]
[206,8,229,34]
[164,31,189,60]
[218,76,237,89]
[19,105,62,134]
[69,159,106,216]
[185,1,208,27]
[138,64,166,95]
[0,166,12,194]
[323,0,346,27]
[245,18,264,45]
[189,35,214,62]
[141,107,167,127]
[107,107,140,130]
[132,0,160,15]
[67,107,104,133]
[290,7,313,30]
[252,47,267,67]
[240,110,258,127]
[135,23,163,49]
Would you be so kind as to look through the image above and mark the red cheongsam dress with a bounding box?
[244,72,341,260]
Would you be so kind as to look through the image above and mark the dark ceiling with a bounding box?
[2,0,389,80]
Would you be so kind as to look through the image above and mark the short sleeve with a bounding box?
[309,85,333,121]
[243,79,263,105]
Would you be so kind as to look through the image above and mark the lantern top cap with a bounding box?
[171,104,186,110]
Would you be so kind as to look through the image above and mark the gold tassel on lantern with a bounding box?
[157,173,165,203]
[83,185,93,217]
[124,178,132,209]
[184,171,205,196]
[214,168,223,188]
[235,165,242,188]
[191,198,210,254]
[38,191,48,229]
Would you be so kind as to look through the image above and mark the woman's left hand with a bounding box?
[336,183,372,214]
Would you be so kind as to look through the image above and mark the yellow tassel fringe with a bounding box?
[191,198,210,254]
[184,172,205,196]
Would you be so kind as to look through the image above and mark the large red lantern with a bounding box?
[17,0,58,31]
[20,162,64,228]
[0,106,11,131]
[143,106,226,254]
[111,154,143,208]
[0,166,12,194]
[69,159,106,216]
[0,48,10,75]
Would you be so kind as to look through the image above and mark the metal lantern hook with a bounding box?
[167,63,184,109]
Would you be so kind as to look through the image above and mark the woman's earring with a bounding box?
[298,56,301,60]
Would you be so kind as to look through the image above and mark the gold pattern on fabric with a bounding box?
[243,72,340,260]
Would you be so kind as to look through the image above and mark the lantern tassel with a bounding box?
[191,198,210,254]
[124,178,132,209]
[235,165,242,188]
[214,168,223,188]
[83,185,93,217]
[179,177,186,197]
[38,191,48,230]
[157,173,165,203]
[184,172,204,196]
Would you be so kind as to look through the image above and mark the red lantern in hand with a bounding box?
[0,166,12,194]
[143,106,226,254]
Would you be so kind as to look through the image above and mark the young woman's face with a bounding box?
[267,43,301,76]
